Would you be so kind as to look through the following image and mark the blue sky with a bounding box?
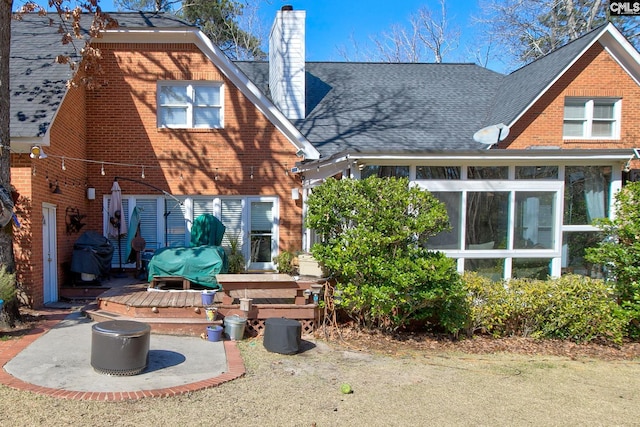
[255,0,480,62]
[40,0,491,68]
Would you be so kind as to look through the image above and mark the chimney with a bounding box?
[269,6,305,120]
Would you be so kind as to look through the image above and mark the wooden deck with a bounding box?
[83,275,326,337]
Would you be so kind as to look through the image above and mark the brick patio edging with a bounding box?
[0,309,246,401]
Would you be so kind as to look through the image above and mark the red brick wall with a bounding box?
[501,42,640,157]
[84,42,303,253]
[11,84,88,307]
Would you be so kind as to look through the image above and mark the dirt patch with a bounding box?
[316,324,640,361]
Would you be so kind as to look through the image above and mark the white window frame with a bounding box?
[563,98,620,140]
[157,81,224,129]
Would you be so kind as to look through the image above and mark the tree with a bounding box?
[114,0,266,60]
[1,2,114,325]
[585,181,640,338]
[474,0,640,69]
[338,0,459,63]
[305,176,467,333]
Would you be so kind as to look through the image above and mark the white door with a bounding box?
[42,204,58,304]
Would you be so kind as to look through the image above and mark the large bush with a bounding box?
[465,273,627,344]
[306,176,466,332]
[585,181,640,338]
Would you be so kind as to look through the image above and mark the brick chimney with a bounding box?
[269,5,306,120]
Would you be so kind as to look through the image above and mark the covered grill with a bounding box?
[70,231,114,282]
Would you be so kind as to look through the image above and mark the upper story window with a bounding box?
[563,98,620,139]
[158,82,223,129]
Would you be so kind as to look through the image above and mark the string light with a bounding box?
[18,150,289,182]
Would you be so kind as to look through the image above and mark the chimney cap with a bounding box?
[281,5,293,11]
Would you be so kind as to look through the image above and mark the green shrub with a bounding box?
[586,181,640,338]
[226,234,246,274]
[273,249,297,275]
[464,272,511,337]
[532,275,627,344]
[306,176,466,332]
[464,273,626,344]
[0,266,16,305]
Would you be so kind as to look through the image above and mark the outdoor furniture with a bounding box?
[91,320,151,376]
[263,317,301,354]
[149,275,191,290]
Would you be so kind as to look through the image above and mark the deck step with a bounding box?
[82,304,222,337]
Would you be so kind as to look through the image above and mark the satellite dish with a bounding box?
[473,123,510,148]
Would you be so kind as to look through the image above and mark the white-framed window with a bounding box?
[157,81,224,129]
[105,194,278,271]
[563,98,620,139]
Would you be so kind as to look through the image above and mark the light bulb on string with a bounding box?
[141,166,145,179]
[214,168,219,181]
[101,163,105,176]
[250,166,254,180]
[61,157,66,171]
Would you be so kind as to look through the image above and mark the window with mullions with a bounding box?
[563,98,619,139]
[158,82,223,128]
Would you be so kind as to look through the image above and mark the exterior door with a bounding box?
[42,204,58,304]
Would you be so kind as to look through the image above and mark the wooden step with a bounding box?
[82,304,222,337]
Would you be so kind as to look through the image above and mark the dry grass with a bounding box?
[0,326,639,426]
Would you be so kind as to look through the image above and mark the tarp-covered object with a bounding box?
[70,231,114,277]
[147,246,228,289]
[190,214,225,247]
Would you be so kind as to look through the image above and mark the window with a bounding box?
[158,82,223,128]
[564,166,611,224]
[416,166,461,180]
[361,165,409,178]
[563,98,619,139]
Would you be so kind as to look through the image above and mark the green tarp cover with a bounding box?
[147,245,228,289]
[190,214,225,247]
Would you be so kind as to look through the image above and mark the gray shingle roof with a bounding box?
[11,13,614,159]
[9,13,193,138]
[237,61,505,157]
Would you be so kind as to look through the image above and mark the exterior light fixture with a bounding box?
[30,145,47,159]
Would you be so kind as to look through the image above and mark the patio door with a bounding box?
[249,199,276,270]
[42,204,58,304]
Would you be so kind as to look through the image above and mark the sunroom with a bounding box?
[298,149,635,280]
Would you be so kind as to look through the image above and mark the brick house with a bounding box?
[7,9,640,307]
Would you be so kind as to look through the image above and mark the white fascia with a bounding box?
[97,29,319,160]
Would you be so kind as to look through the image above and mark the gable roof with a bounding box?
[240,23,640,160]
[11,14,640,162]
[10,12,194,142]
[10,12,318,158]
[485,24,609,128]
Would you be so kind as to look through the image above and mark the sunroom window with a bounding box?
[158,82,223,128]
[563,98,619,139]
